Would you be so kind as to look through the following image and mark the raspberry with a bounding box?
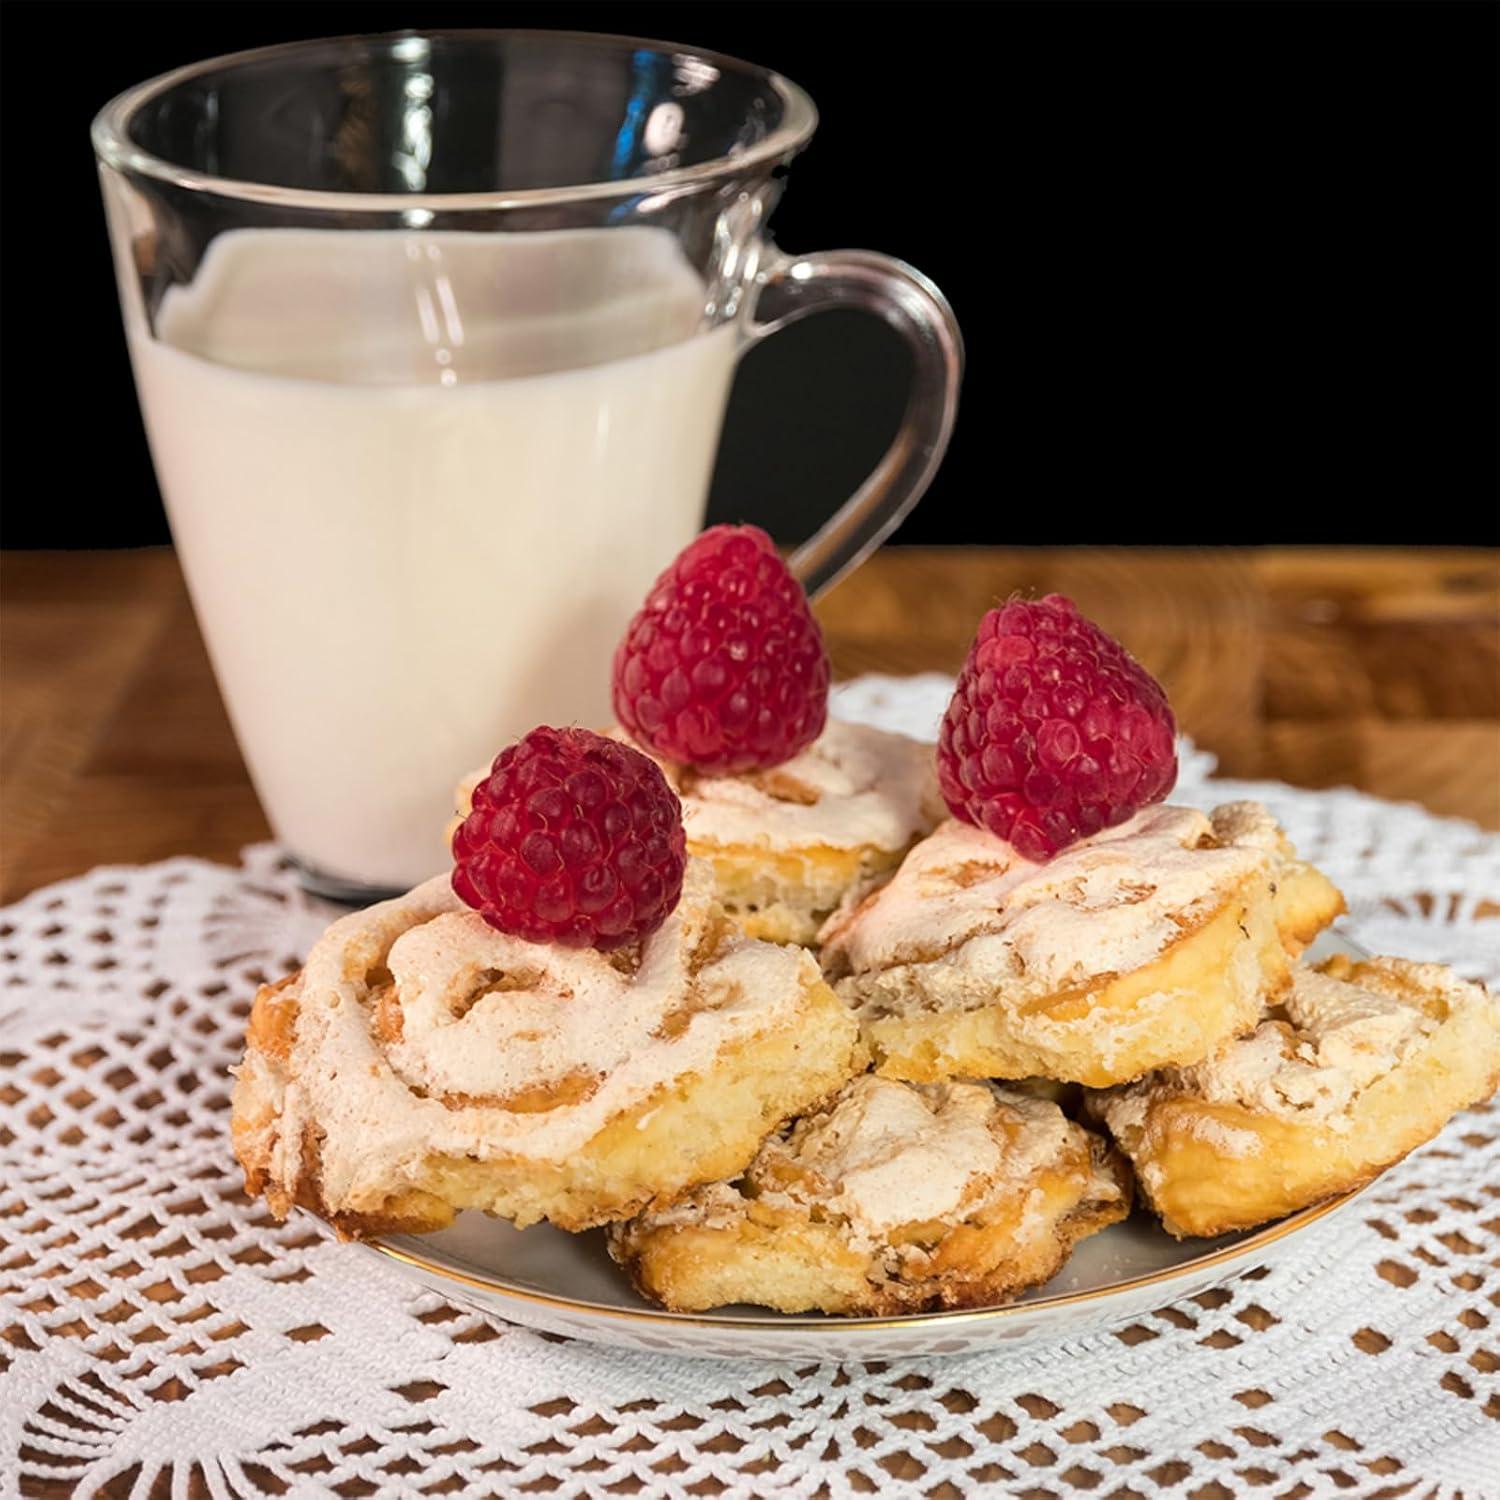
[452,727,686,950]
[612,524,830,773]
[937,595,1177,861]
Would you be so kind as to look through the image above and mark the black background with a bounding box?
[3,0,1495,549]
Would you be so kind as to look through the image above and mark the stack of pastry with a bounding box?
[232,528,1500,1317]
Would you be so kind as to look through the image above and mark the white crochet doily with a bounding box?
[2,675,1497,1498]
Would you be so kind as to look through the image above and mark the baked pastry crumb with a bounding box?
[1090,954,1500,1237]
[822,803,1341,1087]
[608,1075,1130,1314]
[231,863,863,1237]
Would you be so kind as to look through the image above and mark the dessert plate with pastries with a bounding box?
[231,527,1500,1357]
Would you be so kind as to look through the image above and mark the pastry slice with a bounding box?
[821,802,1342,1088]
[1206,801,1345,952]
[1090,955,1500,1237]
[608,1075,1130,1315]
[456,718,944,946]
[231,863,862,1237]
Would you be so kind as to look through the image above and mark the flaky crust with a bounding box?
[826,803,1337,1088]
[1209,802,1345,951]
[608,1078,1131,1315]
[230,867,863,1238]
[1089,955,1500,1237]
[854,881,1286,1088]
[698,841,912,946]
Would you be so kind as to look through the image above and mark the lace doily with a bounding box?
[2,675,1496,1498]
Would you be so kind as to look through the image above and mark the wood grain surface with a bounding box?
[2,546,1496,903]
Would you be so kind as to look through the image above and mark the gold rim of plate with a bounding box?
[366,1185,1366,1335]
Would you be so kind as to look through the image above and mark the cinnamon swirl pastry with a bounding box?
[230,864,862,1237]
[1090,955,1500,1237]
[609,1075,1131,1314]
[456,718,943,947]
[821,802,1343,1088]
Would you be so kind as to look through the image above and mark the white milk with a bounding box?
[126,228,739,890]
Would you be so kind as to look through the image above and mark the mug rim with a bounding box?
[91,27,819,212]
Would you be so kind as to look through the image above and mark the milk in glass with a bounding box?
[126,228,737,890]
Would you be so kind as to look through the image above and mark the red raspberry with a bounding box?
[612,524,830,773]
[452,727,687,950]
[937,595,1177,861]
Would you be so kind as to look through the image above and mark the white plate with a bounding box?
[362,931,1367,1359]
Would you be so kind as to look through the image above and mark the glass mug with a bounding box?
[93,30,962,900]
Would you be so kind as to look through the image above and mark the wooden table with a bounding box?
[2,546,1496,903]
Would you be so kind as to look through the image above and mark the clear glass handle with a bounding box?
[747,247,964,597]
